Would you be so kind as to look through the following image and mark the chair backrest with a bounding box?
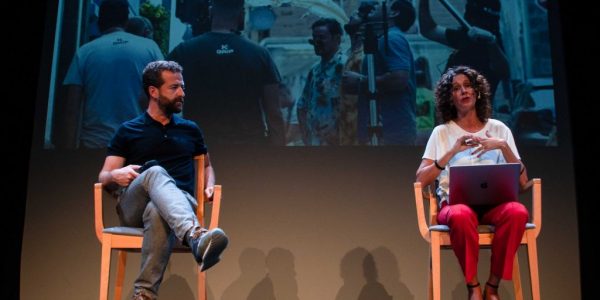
[94,154,221,243]
[194,154,221,230]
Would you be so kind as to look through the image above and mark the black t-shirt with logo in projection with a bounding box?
[168,32,281,145]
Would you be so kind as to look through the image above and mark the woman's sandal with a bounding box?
[467,282,482,300]
[483,282,500,300]
[467,282,481,289]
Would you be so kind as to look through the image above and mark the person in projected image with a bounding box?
[126,16,155,39]
[99,61,229,300]
[419,0,510,104]
[297,18,346,146]
[342,0,417,145]
[339,14,365,146]
[57,0,164,149]
[415,66,532,300]
[167,0,284,145]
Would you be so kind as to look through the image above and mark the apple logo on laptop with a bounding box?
[480,182,488,189]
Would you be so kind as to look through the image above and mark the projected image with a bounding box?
[43,0,555,148]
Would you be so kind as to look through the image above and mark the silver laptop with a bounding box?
[448,163,520,206]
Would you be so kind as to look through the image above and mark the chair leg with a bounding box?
[198,267,207,300]
[100,236,112,300]
[512,254,523,300]
[431,234,441,300]
[427,257,433,300]
[114,251,128,300]
[526,233,541,300]
[428,256,433,300]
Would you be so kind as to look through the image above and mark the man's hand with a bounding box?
[204,186,215,200]
[342,71,364,95]
[110,165,141,187]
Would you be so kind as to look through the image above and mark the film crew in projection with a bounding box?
[419,0,509,106]
[47,0,556,149]
[420,0,556,146]
[168,0,285,146]
[297,18,346,146]
[56,0,163,149]
[342,0,417,146]
[339,14,365,146]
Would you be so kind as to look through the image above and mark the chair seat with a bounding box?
[103,226,144,236]
[429,223,536,232]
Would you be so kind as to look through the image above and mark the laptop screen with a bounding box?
[448,163,520,206]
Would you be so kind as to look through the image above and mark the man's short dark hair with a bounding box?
[98,0,129,33]
[390,0,416,32]
[311,18,343,37]
[142,61,183,98]
[211,0,244,19]
[125,16,153,38]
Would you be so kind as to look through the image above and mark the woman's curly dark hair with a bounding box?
[434,66,492,123]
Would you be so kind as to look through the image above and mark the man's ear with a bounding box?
[148,86,159,100]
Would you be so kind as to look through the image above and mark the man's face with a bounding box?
[156,71,185,114]
[311,25,340,58]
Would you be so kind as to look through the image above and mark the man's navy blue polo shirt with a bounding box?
[107,112,208,195]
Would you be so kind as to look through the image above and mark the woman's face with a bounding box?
[451,74,477,114]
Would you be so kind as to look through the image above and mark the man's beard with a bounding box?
[159,96,183,115]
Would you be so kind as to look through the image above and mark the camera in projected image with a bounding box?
[343,1,389,39]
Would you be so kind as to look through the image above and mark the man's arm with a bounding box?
[376,70,410,94]
[203,153,216,199]
[54,85,84,149]
[99,156,140,191]
[419,0,450,46]
[296,74,311,145]
[262,83,285,145]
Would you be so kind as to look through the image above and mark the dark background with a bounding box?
[6,0,595,298]
[559,1,595,299]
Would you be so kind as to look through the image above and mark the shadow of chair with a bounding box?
[413,178,541,300]
[94,155,222,300]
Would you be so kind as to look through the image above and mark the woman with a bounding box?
[416,66,531,300]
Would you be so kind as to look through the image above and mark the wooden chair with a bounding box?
[413,178,542,300]
[94,155,222,300]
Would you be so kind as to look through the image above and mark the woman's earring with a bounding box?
[477,92,481,99]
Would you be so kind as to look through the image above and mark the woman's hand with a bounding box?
[452,134,479,155]
[471,131,506,157]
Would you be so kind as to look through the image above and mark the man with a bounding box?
[342,0,417,145]
[58,0,164,149]
[167,0,284,145]
[99,61,229,300]
[126,16,154,39]
[340,14,365,145]
[297,18,347,146]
